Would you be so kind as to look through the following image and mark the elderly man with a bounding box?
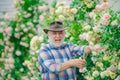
[38,21,91,80]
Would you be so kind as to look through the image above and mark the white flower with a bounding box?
[20,68,24,72]
[93,44,101,51]
[91,57,97,63]
[30,36,43,50]
[100,72,106,78]
[70,8,77,14]
[20,24,25,28]
[89,12,95,18]
[55,6,63,14]
[93,71,99,77]
[96,62,103,68]
[20,42,29,47]
[109,71,116,79]
[79,67,87,73]
[83,25,91,30]
[93,26,100,33]
[24,13,31,18]
[58,15,65,21]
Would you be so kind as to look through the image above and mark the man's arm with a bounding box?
[60,59,85,72]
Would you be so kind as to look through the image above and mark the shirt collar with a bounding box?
[48,42,66,49]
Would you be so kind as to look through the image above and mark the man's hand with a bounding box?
[70,59,86,69]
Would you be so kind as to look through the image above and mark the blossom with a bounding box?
[38,5,48,12]
[103,13,111,21]
[55,6,63,14]
[92,71,99,77]
[103,54,110,61]
[70,8,77,14]
[20,42,29,47]
[5,27,12,35]
[93,26,100,33]
[83,25,91,30]
[110,72,116,79]
[16,50,21,56]
[24,13,31,18]
[96,62,103,68]
[111,20,118,26]
[23,28,28,33]
[20,24,25,28]
[58,15,65,21]
[107,65,118,72]
[30,36,43,50]
[27,22,34,27]
[14,33,20,39]
[39,15,44,22]
[95,5,102,11]
[89,12,95,18]
[79,33,86,40]
[101,2,109,9]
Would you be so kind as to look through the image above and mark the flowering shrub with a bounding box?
[79,2,120,80]
[0,0,47,79]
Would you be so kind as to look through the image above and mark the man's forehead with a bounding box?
[49,31,65,33]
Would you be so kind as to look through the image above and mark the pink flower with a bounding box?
[14,33,20,39]
[95,5,102,11]
[103,13,111,21]
[24,13,31,18]
[39,15,44,22]
[23,28,28,33]
[4,37,9,42]
[16,50,21,56]
[4,13,10,20]
[5,27,12,34]
[101,2,109,9]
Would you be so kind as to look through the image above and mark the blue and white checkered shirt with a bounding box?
[38,43,85,80]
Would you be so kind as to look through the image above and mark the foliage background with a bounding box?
[0,0,120,80]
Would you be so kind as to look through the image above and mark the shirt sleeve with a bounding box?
[38,49,62,74]
[69,44,85,57]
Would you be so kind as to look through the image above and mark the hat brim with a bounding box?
[43,28,68,34]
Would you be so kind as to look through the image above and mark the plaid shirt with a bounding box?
[38,43,85,80]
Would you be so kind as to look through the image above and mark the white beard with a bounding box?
[48,37,64,48]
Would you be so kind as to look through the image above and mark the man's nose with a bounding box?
[56,33,60,37]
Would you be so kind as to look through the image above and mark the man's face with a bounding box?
[47,31,65,47]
